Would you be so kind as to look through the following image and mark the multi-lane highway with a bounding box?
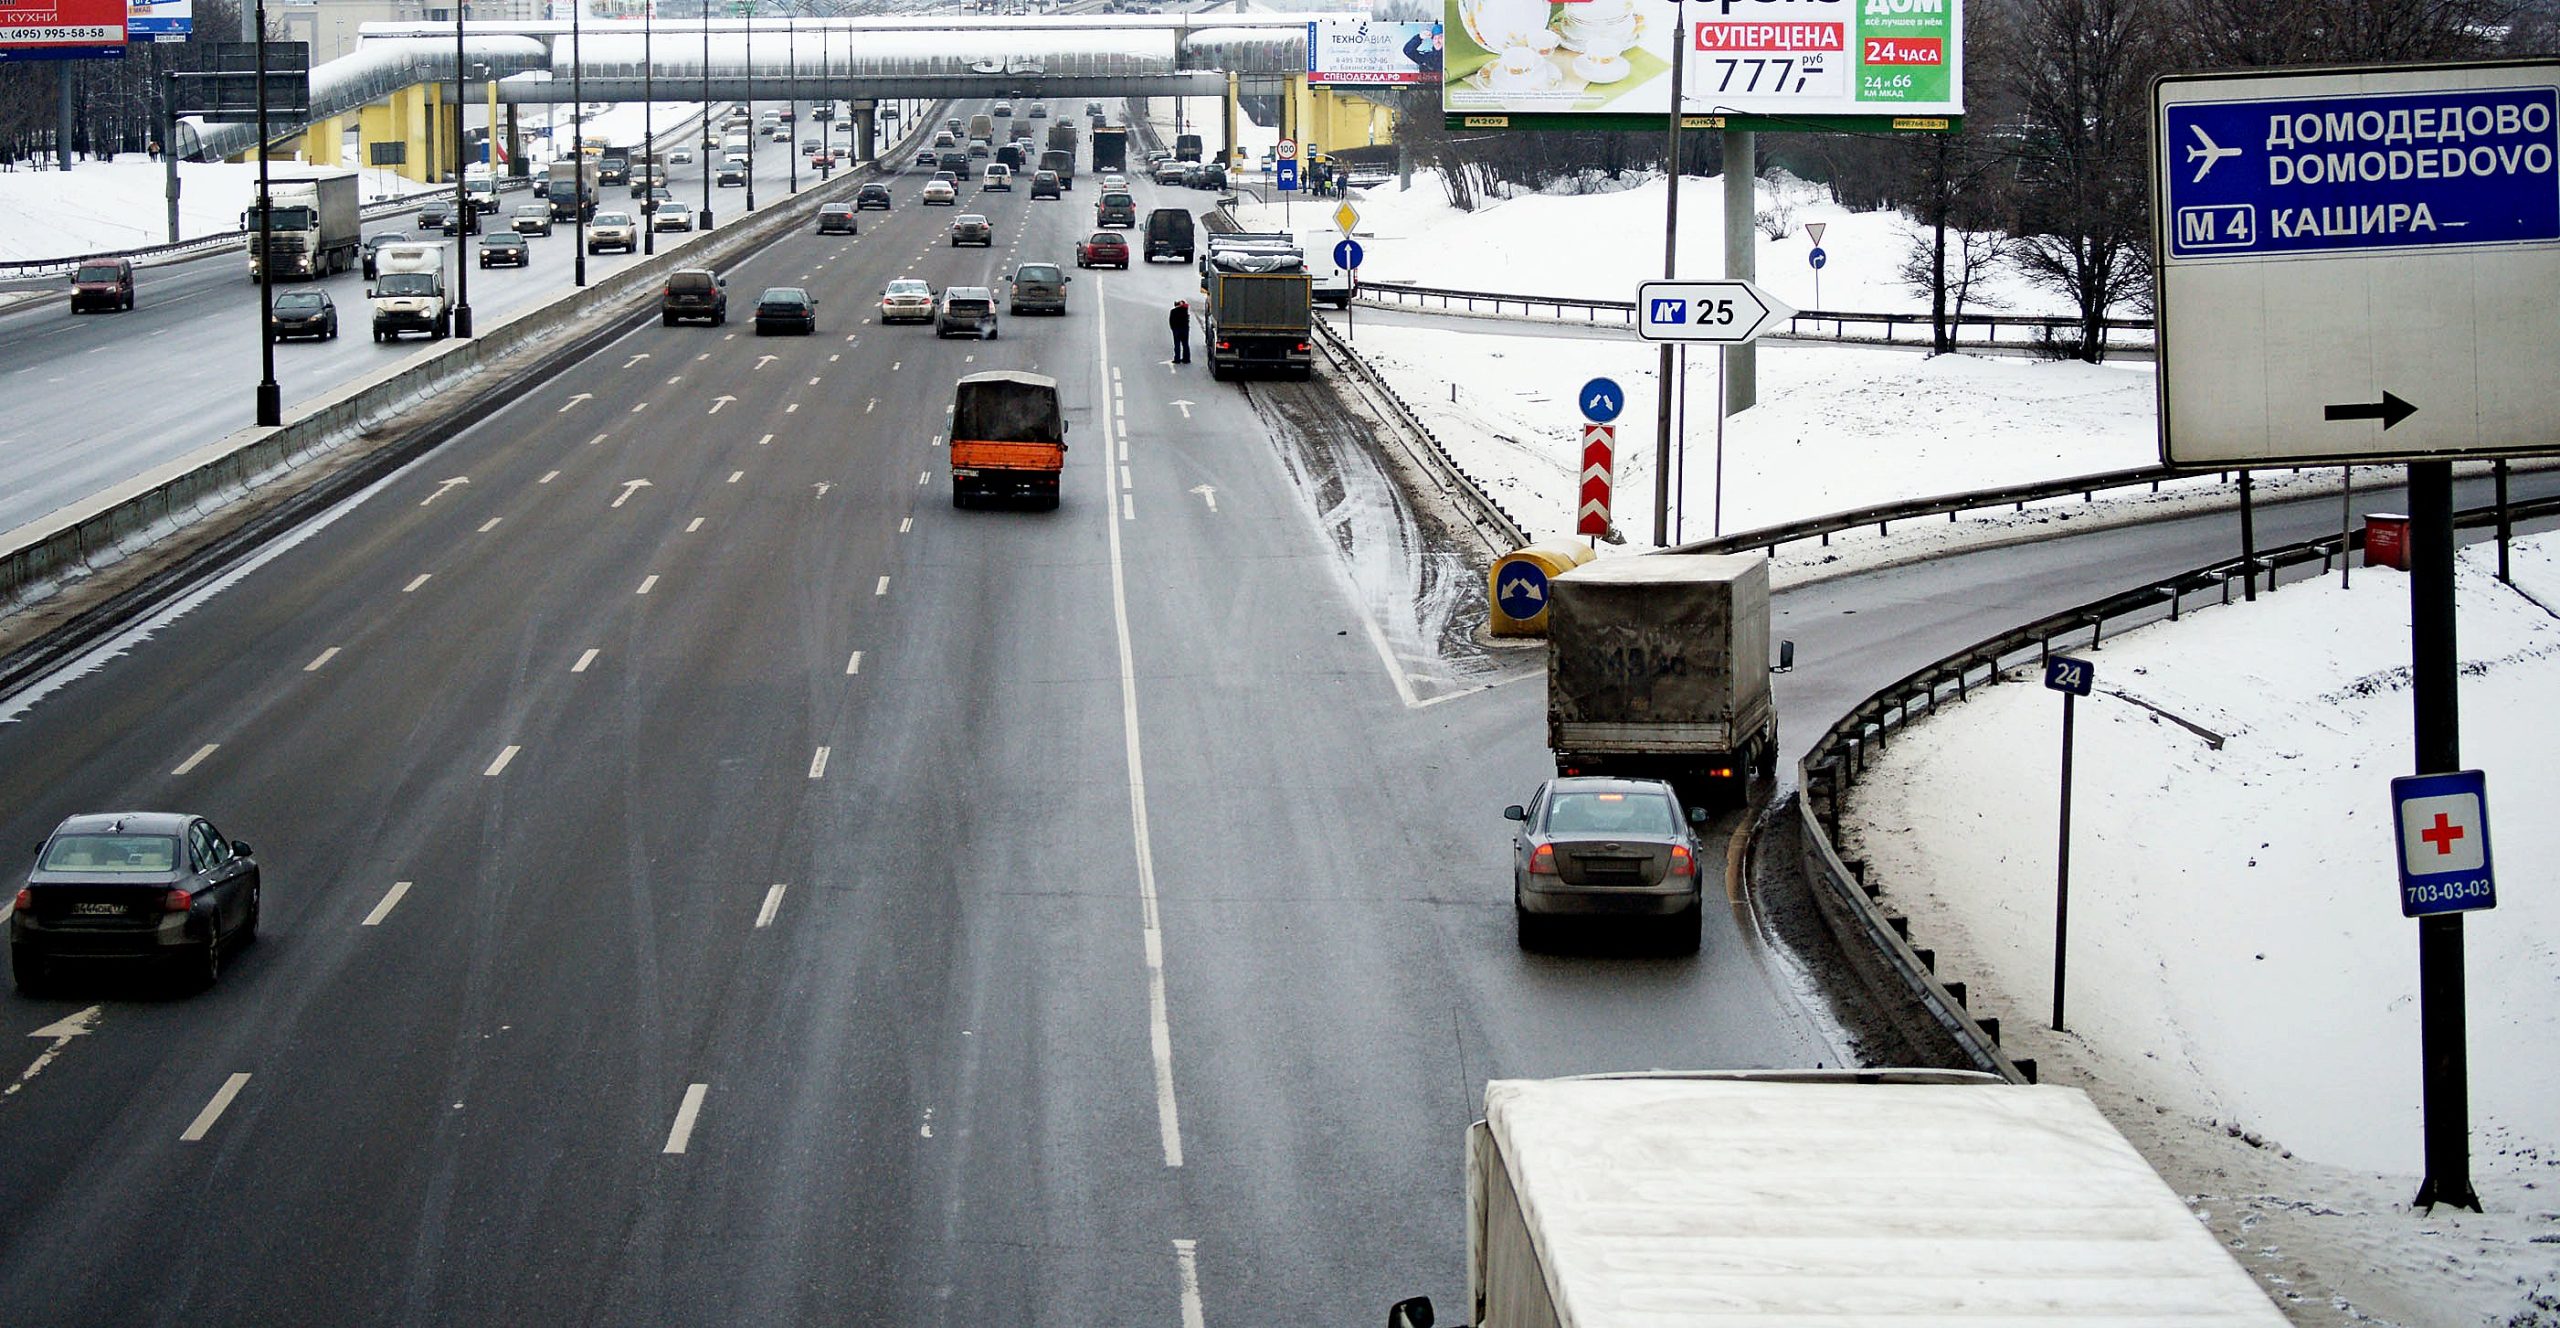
[4,94,2556,1325]
[0,107,872,536]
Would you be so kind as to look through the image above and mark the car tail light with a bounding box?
[1528,845,1557,875]
[162,888,194,913]
[12,888,28,911]
[1215,341,1232,351]
[1668,845,1695,877]
[1294,341,1310,352]
[1706,766,1736,779]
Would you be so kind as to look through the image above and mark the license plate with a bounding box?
[71,901,123,916]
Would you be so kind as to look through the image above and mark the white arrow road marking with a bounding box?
[756,355,779,370]
[1189,485,1218,512]
[612,479,652,508]
[558,392,593,413]
[708,395,737,414]
[1170,399,1195,419]
[623,352,651,369]
[6,1005,101,1100]
[420,476,469,506]
[813,482,832,498]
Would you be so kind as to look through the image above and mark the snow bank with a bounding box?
[0,158,426,261]
[1842,535,2560,1325]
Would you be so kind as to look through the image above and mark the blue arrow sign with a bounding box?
[1808,246,1828,270]
[1333,238,1364,270]
[1493,558,1549,622]
[2163,87,2560,260]
[2392,769,2496,917]
[1276,159,1300,192]
[1577,377,1625,424]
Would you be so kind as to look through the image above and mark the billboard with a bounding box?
[0,0,127,60]
[126,0,186,40]
[1307,18,1443,87]
[1442,0,1960,130]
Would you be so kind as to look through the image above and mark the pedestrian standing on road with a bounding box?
[1170,299,1192,364]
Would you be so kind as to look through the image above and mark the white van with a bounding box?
[369,242,450,341]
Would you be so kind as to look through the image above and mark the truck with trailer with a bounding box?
[368,241,451,341]
[1389,1072,2288,1328]
[242,168,362,280]
[548,158,599,221]
[1090,125,1127,173]
[1546,553,1778,809]
[948,370,1069,510]
[1197,232,1312,380]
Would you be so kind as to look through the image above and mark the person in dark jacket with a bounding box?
[1170,299,1192,364]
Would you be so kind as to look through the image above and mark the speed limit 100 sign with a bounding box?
[1277,139,1297,161]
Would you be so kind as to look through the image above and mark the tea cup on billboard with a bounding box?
[1485,43,1558,92]
[1571,50,1632,84]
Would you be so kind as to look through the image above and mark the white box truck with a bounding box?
[368,241,451,341]
[243,167,362,280]
[1391,1072,2289,1328]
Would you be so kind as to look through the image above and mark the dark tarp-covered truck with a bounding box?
[949,371,1068,510]
[1547,553,1778,809]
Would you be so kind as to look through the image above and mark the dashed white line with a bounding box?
[662,1083,709,1154]
[666,375,683,385]
[573,648,600,673]
[403,574,432,593]
[808,376,822,386]
[686,517,705,532]
[755,883,788,928]
[540,470,560,484]
[757,433,774,447]
[361,881,413,927]
[171,744,218,776]
[808,746,831,779]
[303,647,339,672]
[874,575,891,596]
[845,649,863,675]
[485,745,521,777]
[630,402,649,413]
[727,470,744,484]
[786,403,800,413]
[1122,493,1135,521]
[179,1073,252,1142]
[477,517,502,533]
[1175,1240,1207,1328]
[866,399,877,413]
[636,575,659,595]
[898,517,913,534]
[588,433,610,446]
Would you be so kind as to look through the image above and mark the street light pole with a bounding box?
[744,5,757,214]
[786,9,797,195]
[700,0,713,229]
[451,7,473,338]
[643,0,655,255]
[572,0,586,287]
[253,0,280,427]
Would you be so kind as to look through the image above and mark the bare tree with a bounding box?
[1999,0,2161,361]
[1897,215,2011,340]
[2170,0,2512,68]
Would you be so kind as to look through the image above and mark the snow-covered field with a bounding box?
[1843,536,2560,1326]
[0,158,427,261]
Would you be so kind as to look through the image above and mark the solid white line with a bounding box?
[402,574,432,593]
[662,1083,709,1154]
[485,745,520,777]
[171,744,218,776]
[808,746,831,779]
[755,883,787,928]
[303,647,339,672]
[1097,294,1185,1169]
[636,575,659,595]
[686,517,705,532]
[845,650,863,675]
[179,1072,252,1142]
[361,881,412,927]
[1174,1240,1207,1328]
[573,648,600,673]
[477,517,502,533]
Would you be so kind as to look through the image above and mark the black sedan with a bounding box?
[415,201,454,232]
[478,232,531,268]
[753,286,818,335]
[1504,777,1706,952]
[12,812,262,992]
[267,289,339,340]
[856,182,893,210]
[361,231,411,279]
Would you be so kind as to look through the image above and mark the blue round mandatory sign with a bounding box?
[1577,376,1626,424]
[1808,246,1828,270]
[1494,558,1550,622]
[1333,238,1365,271]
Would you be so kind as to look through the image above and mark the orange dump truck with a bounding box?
[949,370,1069,509]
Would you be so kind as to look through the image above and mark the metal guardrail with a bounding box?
[1675,466,2191,559]
[1308,315,1529,554]
[1790,488,2560,1083]
[1351,280,2155,352]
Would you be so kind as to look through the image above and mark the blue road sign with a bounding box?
[2043,655,2094,696]
[1808,246,1828,270]
[2391,770,2496,917]
[1494,559,1549,622]
[1578,377,1625,424]
[2162,87,2560,261]
[1647,297,1687,325]
[1276,160,1300,191]
[1333,238,1364,270]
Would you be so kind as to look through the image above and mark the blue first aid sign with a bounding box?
[2391,770,2496,917]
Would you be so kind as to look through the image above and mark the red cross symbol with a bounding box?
[2421,812,2466,856]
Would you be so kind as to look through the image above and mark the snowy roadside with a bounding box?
[1840,535,2560,1327]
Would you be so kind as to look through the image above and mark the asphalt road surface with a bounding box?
[2,99,2553,1325]
[0,108,882,537]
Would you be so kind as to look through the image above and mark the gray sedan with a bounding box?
[1504,777,1706,952]
[12,811,262,992]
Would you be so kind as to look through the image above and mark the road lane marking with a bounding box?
[686,517,705,532]
[1122,493,1135,521]
[637,575,659,594]
[485,745,521,777]
[757,433,774,446]
[573,648,600,673]
[1175,1240,1206,1328]
[361,881,413,926]
[630,401,649,413]
[808,746,831,779]
[727,471,744,483]
[1120,465,1132,491]
[558,393,592,413]
[540,470,560,484]
[666,376,683,385]
[918,471,929,486]
[421,476,469,506]
[403,574,432,593]
[866,398,877,413]
[662,1083,709,1154]
[755,883,787,928]
[172,744,218,776]
[898,517,912,534]
[7,1005,101,1101]
[786,403,800,413]
[588,434,610,446]
[179,1073,252,1142]
[845,650,863,675]
[1096,295,1184,1169]
[478,517,503,533]
[891,361,900,371]
[875,575,890,596]
[303,647,339,672]
[808,376,822,386]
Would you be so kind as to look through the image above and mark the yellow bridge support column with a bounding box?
[359,83,440,185]
[296,115,344,166]
[1223,70,1240,170]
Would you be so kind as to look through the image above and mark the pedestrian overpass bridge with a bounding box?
[179,13,1398,184]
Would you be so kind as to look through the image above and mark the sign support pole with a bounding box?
[2051,686,2076,1032]
[1650,0,1686,549]
[2407,459,2480,1212]
[252,0,281,429]
[2237,469,2257,600]
[2495,459,2512,583]
[162,71,181,244]
[1722,128,1755,414]
[2341,467,2354,589]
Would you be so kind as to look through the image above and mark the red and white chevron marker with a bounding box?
[1576,423,1614,537]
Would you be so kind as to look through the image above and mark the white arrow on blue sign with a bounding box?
[1494,559,1549,621]
[1333,238,1364,270]
[1578,377,1625,424]
[1808,246,1828,271]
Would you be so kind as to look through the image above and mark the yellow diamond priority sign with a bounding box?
[1332,202,1359,236]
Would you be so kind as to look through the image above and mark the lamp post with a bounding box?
[253,0,279,426]
[572,0,586,287]
[785,8,796,195]
[642,0,655,255]
[1650,0,1687,546]
[744,3,757,215]
[699,0,713,229]
[451,10,474,339]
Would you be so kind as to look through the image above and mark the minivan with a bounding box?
[1008,263,1069,316]
[70,257,135,313]
[1095,191,1136,228]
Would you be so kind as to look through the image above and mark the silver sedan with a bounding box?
[1504,776,1706,952]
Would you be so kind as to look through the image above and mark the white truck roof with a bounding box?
[1481,1075,2287,1326]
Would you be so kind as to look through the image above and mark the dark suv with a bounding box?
[856,182,893,210]
[69,258,134,313]
[660,269,728,326]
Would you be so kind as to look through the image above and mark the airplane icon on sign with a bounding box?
[2185,125,2240,182]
